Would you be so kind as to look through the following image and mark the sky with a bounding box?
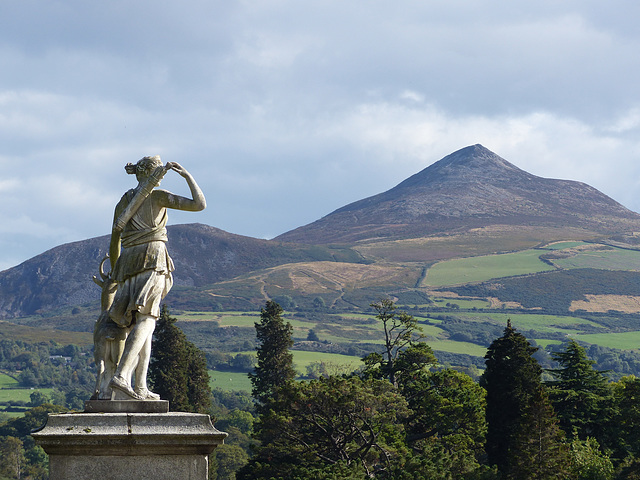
[2,1,640,271]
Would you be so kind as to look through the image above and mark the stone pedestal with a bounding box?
[32,410,227,480]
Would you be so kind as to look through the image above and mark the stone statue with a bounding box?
[90,256,123,400]
[92,156,206,401]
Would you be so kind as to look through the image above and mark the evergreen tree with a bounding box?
[248,300,296,413]
[400,368,488,478]
[509,385,570,479]
[149,305,211,413]
[613,375,640,460]
[483,320,568,478]
[546,340,614,449]
[239,301,298,480]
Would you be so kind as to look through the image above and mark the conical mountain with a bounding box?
[276,144,640,244]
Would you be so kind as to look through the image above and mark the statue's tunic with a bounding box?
[109,189,174,327]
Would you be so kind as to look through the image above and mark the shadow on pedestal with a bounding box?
[32,401,228,480]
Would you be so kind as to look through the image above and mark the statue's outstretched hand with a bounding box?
[166,162,189,177]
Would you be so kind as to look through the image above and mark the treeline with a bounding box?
[9,301,640,479]
[0,339,95,410]
[228,300,640,480]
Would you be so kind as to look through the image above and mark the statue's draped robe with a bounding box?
[109,189,174,327]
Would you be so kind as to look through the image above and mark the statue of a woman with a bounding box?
[107,156,206,400]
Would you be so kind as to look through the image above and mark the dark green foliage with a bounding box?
[210,388,254,418]
[149,305,211,413]
[446,268,640,313]
[546,340,615,449]
[273,295,296,310]
[312,296,326,310]
[206,352,255,373]
[482,321,565,477]
[508,385,570,479]
[306,329,320,342]
[239,376,409,479]
[0,339,94,392]
[438,318,505,347]
[614,376,640,460]
[248,301,296,412]
[0,404,67,479]
[400,368,488,478]
[568,437,614,480]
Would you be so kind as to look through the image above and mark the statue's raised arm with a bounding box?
[161,162,207,212]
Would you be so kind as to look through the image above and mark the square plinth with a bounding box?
[32,412,227,480]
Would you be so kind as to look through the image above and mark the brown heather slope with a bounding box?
[276,144,640,244]
[0,224,364,318]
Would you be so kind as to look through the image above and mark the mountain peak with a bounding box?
[276,145,640,244]
[395,144,529,191]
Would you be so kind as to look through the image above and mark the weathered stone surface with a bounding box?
[32,412,227,480]
[84,399,169,413]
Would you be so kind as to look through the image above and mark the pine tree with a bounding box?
[149,305,211,413]
[248,300,296,413]
[509,385,570,479]
[546,339,614,449]
[361,299,424,387]
[238,301,297,480]
[614,376,640,460]
[483,320,568,478]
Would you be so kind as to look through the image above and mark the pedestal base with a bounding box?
[32,412,227,480]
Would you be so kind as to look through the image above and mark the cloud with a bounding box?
[1,1,640,269]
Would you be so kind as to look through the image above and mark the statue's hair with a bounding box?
[125,155,163,176]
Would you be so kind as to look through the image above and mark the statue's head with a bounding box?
[125,156,163,181]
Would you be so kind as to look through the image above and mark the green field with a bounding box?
[0,373,18,388]
[534,339,563,349]
[209,371,252,391]
[209,351,363,392]
[0,373,55,417]
[424,249,555,287]
[553,247,640,271]
[574,331,640,351]
[428,340,487,357]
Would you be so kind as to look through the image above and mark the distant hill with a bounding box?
[276,144,640,244]
[0,224,364,318]
[2,144,640,319]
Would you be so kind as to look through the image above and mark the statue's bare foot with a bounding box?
[109,375,144,400]
[135,387,161,400]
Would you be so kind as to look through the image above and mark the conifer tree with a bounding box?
[483,320,568,478]
[546,339,614,449]
[510,385,570,479]
[248,300,296,413]
[238,301,297,480]
[149,305,211,413]
[614,376,640,460]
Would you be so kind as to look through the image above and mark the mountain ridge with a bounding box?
[0,224,364,318]
[1,144,639,318]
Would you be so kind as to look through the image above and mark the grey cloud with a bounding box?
[1,1,640,269]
